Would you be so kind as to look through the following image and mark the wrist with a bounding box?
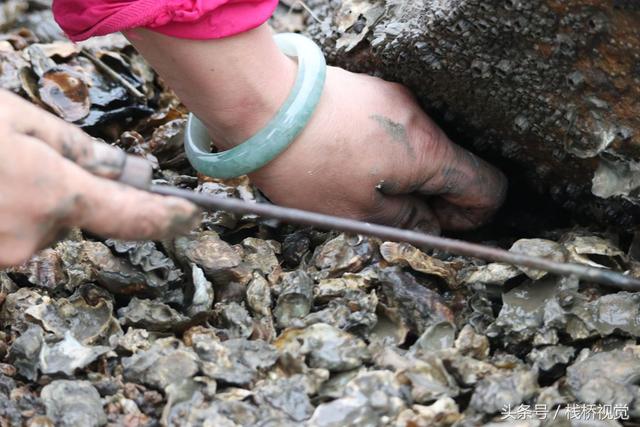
[127,24,297,150]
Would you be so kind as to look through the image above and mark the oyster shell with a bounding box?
[117,297,194,333]
[380,242,458,288]
[167,394,260,427]
[0,287,47,334]
[40,380,106,427]
[57,240,174,296]
[196,338,278,385]
[561,232,625,269]
[464,263,522,286]
[246,272,273,317]
[396,352,460,403]
[212,301,254,339]
[527,345,575,377]
[509,239,567,280]
[566,348,640,407]
[312,234,377,278]
[8,325,44,380]
[187,264,214,316]
[24,285,121,345]
[395,398,462,427]
[454,324,490,360]
[309,370,407,427]
[313,274,373,304]
[122,337,199,390]
[274,271,314,328]
[254,376,315,422]
[38,66,91,122]
[410,322,456,353]
[39,331,111,376]
[378,268,454,337]
[105,240,181,284]
[172,231,249,286]
[469,371,539,414]
[274,323,370,372]
[6,249,64,289]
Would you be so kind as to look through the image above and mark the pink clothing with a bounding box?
[52,0,278,41]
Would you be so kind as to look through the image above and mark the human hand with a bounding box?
[0,90,200,267]
[127,25,506,233]
[246,67,508,233]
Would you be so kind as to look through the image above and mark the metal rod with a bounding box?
[151,185,640,291]
[81,49,146,100]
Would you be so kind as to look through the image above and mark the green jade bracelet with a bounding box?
[184,33,327,179]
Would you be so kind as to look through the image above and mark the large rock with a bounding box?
[305,0,640,226]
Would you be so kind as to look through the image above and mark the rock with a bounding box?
[306,0,640,227]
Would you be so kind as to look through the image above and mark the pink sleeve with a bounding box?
[52,0,278,42]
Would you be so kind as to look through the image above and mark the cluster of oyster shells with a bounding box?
[1,2,640,427]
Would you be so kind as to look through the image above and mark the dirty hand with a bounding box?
[128,25,506,233]
[249,67,508,233]
[0,90,200,267]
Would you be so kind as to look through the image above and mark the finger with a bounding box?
[366,194,441,235]
[410,134,507,230]
[431,146,506,206]
[0,90,128,179]
[430,197,494,231]
[57,158,201,241]
[0,237,39,268]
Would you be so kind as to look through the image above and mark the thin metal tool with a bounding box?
[80,48,146,100]
[150,185,640,291]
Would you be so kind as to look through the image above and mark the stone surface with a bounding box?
[306,0,640,227]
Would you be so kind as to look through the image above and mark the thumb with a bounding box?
[61,160,201,241]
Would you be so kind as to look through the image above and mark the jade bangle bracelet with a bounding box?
[184,33,327,179]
